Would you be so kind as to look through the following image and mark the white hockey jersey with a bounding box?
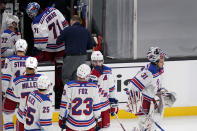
[1,29,21,58]
[6,74,41,123]
[60,80,101,130]
[127,63,164,103]
[90,65,116,112]
[24,90,53,131]
[2,55,29,95]
[32,7,68,52]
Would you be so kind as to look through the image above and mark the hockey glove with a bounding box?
[163,92,176,107]
[109,98,119,116]
[58,116,67,129]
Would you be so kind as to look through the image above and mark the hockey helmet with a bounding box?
[6,14,19,27]
[37,75,51,90]
[91,51,103,61]
[147,47,168,63]
[25,57,38,69]
[15,39,28,52]
[26,2,40,19]
[77,64,91,79]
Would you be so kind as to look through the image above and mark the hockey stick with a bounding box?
[114,113,126,131]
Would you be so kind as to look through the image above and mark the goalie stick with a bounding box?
[114,113,126,131]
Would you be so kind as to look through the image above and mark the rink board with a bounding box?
[11,60,197,123]
[11,106,197,123]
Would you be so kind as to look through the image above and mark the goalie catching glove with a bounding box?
[157,88,176,107]
[124,87,143,114]
[163,92,176,107]
[109,98,119,116]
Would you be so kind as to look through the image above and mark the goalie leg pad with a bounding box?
[136,99,158,116]
[126,88,143,114]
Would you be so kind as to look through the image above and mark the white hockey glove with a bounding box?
[124,87,143,114]
[157,88,176,107]
[163,92,176,107]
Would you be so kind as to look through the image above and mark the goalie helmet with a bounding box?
[26,2,40,19]
[37,75,51,90]
[147,47,168,63]
[77,64,91,79]
[6,14,19,27]
[15,39,28,52]
[25,57,38,69]
[91,51,103,61]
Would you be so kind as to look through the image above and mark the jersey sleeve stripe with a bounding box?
[34,37,48,44]
[17,108,24,119]
[60,101,71,109]
[99,100,110,109]
[142,93,153,102]
[62,20,68,27]
[4,122,14,130]
[24,108,27,117]
[93,102,102,111]
[131,77,145,91]
[15,78,27,85]
[2,74,12,81]
[109,85,115,92]
[6,88,18,99]
[153,69,164,78]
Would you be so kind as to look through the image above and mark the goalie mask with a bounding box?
[147,47,168,63]
[15,39,28,53]
[77,64,91,79]
[26,2,40,19]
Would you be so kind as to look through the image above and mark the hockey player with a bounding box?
[59,64,101,131]
[26,2,69,108]
[125,47,176,131]
[1,14,21,66]
[24,75,54,131]
[2,39,28,99]
[90,51,119,128]
[26,2,68,60]
[3,57,41,131]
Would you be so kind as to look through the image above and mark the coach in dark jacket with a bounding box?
[56,15,94,84]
